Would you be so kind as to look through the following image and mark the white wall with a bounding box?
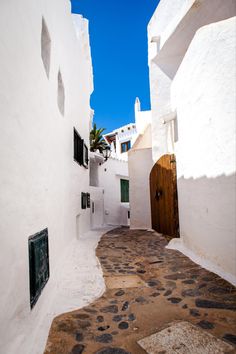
[148,0,236,163]
[89,151,104,187]
[170,17,236,283]
[147,1,236,284]
[129,148,153,229]
[97,157,129,225]
[90,186,105,229]
[0,0,93,352]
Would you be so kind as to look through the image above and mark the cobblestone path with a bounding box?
[45,228,236,354]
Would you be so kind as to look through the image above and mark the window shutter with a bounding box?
[120,179,129,202]
[73,128,88,168]
[28,229,49,308]
[78,139,84,165]
[83,143,89,167]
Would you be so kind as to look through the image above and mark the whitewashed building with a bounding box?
[89,119,141,228]
[133,0,236,285]
[0,1,94,353]
[104,122,138,161]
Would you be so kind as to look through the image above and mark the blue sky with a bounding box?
[71,0,159,133]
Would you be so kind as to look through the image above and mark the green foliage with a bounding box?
[90,123,107,153]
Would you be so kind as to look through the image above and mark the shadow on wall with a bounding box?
[177,172,236,276]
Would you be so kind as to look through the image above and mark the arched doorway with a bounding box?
[150,154,179,238]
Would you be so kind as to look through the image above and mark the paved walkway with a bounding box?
[44,228,236,354]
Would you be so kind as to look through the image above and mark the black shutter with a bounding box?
[74,129,78,161]
[74,128,84,166]
[81,192,87,209]
[84,144,89,167]
[28,229,49,308]
[78,139,84,165]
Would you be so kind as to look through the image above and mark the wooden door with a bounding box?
[150,154,179,238]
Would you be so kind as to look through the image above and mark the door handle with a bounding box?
[155,189,162,200]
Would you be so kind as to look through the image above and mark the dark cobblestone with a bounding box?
[197,320,215,329]
[71,344,85,354]
[100,305,118,314]
[223,334,236,345]
[168,297,182,304]
[190,308,201,317]
[95,334,113,343]
[115,290,125,296]
[121,301,129,311]
[95,348,131,354]
[128,313,136,321]
[96,315,104,323]
[118,321,129,330]
[75,332,84,342]
[195,299,236,311]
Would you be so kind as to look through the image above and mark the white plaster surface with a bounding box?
[90,186,105,229]
[128,99,153,230]
[0,1,94,353]
[132,124,152,151]
[89,151,104,187]
[129,147,153,230]
[171,17,236,282]
[148,0,236,163]
[135,98,152,135]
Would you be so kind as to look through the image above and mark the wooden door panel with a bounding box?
[150,154,179,238]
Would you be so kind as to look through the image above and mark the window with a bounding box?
[74,128,89,167]
[41,18,51,78]
[121,141,131,153]
[81,192,87,209]
[74,128,83,165]
[57,70,65,116]
[120,179,129,202]
[28,229,49,308]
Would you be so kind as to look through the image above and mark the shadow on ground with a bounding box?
[44,228,236,354]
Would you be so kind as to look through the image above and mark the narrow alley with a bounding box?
[45,228,236,354]
[0,1,236,353]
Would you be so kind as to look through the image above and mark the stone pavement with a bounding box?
[44,228,236,354]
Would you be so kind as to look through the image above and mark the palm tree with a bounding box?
[90,123,107,153]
